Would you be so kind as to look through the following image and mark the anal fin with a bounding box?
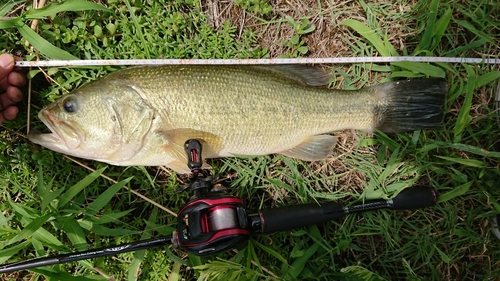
[279,135,337,161]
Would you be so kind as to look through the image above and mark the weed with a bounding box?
[0,0,499,280]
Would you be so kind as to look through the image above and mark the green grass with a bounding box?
[1,0,500,280]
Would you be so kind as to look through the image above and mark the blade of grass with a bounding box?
[430,9,452,51]
[1,213,52,248]
[453,19,494,43]
[61,218,88,251]
[285,226,321,279]
[340,19,396,57]
[0,241,31,264]
[58,167,106,208]
[476,71,500,88]
[17,23,79,60]
[0,0,24,17]
[453,64,475,138]
[429,141,500,158]
[123,0,150,58]
[86,177,132,217]
[390,61,445,78]
[24,0,110,19]
[436,156,487,168]
[128,207,158,281]
[414,0,439,53]
[437,182,473,203]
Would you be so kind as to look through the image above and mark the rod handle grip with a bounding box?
[392,185,436,210]
[259,202,345,234]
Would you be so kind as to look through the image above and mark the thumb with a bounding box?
[0,54,15,81]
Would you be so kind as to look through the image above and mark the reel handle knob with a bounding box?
[185,139,203,172]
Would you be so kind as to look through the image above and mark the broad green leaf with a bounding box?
[41,188,65,212]
[17,23,79,60]
[33,227,65,249]
[58,167,106,208]
[454,65,475,137]
[390,70,424,78]
[31,237,45,256]
[340,19,396,57]
[89,210,134,224]
[24,0,111,19]
[391,61,445,78]
[61,219,88,251]
[86,177,132,217]
[436,156,487,168]
[0,241,30,264]
[476,71,500,88]
[286,232,320,278]
[437,182,473,203]
[27,69,42,79]
[362,64,392,72]
[445,39,488,57]
[8,200,38,219]
[0,211,7,228]
[2,214,52,248]
[0,1,25,17]
[0,18,17,28]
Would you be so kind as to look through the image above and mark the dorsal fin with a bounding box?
[250,65,330,87]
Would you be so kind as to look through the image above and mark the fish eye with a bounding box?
[62,97,78,113]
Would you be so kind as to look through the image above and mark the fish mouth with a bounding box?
[28,110,84,151]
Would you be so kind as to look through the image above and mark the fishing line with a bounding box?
[14,56,500,67]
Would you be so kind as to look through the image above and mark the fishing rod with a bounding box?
[13,56,500,67]
[0,139,437,274]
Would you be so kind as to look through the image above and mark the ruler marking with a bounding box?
[14,57,500,67]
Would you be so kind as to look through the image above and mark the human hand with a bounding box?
[0,54,26,124]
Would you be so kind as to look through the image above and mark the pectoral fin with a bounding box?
[167,160,193,174]
[157,128,222,173]
[280,135,337,161]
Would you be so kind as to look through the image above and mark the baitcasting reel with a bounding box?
[0,139,437,273]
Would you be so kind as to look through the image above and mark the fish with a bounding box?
[28,65,447,174]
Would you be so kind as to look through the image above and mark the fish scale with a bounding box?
[116,66,375,152]
[28,65,447,173]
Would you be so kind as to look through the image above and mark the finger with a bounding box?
[0,106,19,123]
[0,87,23,110]
[7,86,24,103]
[13,56,23,72]
[0,54,15,81]
[8,71,26,87]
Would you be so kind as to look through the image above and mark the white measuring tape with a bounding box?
[14,56,500,67]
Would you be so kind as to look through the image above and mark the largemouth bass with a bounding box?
[28,65,447,173]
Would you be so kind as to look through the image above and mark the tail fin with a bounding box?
[372,78,447,133]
